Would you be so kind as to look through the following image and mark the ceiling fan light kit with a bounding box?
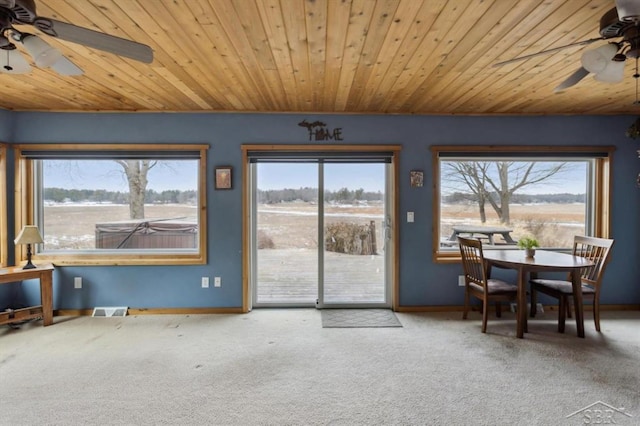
[581,43,618,74]
[593,61,626,83]
[0,0,153,76]
[20,33,60,67]
[616,0,640,22]
[495,0,640,93]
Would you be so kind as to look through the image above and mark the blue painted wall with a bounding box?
[2,112,639,310]
[0,109,12,140]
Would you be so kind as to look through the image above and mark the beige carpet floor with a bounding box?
[1,309,639,425]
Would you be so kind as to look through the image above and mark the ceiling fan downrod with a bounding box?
[635,56,640,105]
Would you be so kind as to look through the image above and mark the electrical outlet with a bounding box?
[74,277,82,289]
[214,277,221,287]
[458,275,465,286]
[201,277,209,288]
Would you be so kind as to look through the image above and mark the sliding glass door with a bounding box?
[253,163,319,305]
[320,163,387,306]
[250,154,392,308]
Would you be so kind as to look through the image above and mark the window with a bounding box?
[14,144,208,266]
[431,145,613,263]
[0,143,6,267]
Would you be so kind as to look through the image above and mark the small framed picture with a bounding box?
[215,166,232,190]
[410,170,423,187]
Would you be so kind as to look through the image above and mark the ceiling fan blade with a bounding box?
[32,18,153,64]
[554,67,590,92]
[51,56,83,76]
[493,37,605,67]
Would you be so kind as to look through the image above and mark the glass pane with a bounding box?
[255,163,318,304]
[439,159,588,250]
[41,159,199,251]
[323,163,386,304]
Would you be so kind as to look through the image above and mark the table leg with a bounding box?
[40,271,53,326]
[502,232,517,244]
[517,267,527,338]
[571,270,585,338]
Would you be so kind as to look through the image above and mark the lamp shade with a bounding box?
[21,34,62,68]
[581,44,618,74]
[616,0,640,22]
[594,58,626,83]
[14,225,44,245]
[0,47,31,74]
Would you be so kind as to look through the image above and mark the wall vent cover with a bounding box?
[510,303,544,314]
[92,306,128,317]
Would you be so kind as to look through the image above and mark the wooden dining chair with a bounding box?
[530,236,614,332]
[458,236,518,333]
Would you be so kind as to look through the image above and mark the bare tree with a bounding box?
[442,161,567,224]
[443,161,491,222]
[115,160,157,219]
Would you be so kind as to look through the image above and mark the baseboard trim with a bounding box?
[396,305,465,313]
[395,304,640,313]
[542,304,640,312]
[55,307,245,317]
[55,304,640,317]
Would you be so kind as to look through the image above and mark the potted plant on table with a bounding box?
[517,236,539,258]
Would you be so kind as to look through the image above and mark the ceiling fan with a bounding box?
[0,0,153,76]
[494,0,640,93]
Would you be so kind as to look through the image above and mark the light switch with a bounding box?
[407,211,414,223]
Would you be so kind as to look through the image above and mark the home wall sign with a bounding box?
[298,120,343,141]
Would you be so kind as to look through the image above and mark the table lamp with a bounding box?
[14,225,44,269]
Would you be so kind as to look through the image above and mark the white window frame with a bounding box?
[14,143,208,266]
[431,145,613,263]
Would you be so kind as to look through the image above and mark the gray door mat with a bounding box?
[321,309,402,328]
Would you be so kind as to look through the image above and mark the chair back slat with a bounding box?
[573,236,614,287]
[458,237,487,289]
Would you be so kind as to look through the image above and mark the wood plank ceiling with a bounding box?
[0,0,637,114]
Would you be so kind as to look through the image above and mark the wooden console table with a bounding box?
[0,264,54,326]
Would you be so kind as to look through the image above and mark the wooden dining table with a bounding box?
[482,249,595,338]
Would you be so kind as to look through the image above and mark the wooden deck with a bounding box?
[255,248,386,305]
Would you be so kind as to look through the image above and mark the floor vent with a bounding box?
[510,303,544,314]
[92,306,128,317]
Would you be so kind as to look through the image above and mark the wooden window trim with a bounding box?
[0,143,6,267]
[241,144,402,313]
[14,143,209,266]
[430,145,614,264]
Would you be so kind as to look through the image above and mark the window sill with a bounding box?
[28,253,206,266]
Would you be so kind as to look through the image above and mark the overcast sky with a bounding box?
[43,160,199,192]
[42,160,586,195]
[257,163,385,192]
